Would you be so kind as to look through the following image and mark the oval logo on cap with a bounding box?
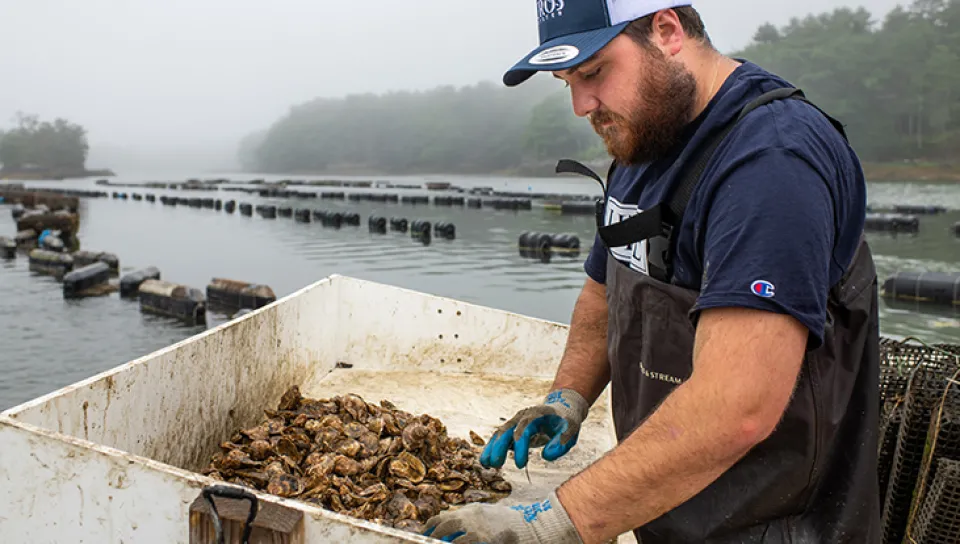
[529,45,580,65]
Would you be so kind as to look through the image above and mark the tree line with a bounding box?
[0,113,91,175]
[240,0,959,174]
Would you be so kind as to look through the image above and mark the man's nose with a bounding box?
[570,86,600,118]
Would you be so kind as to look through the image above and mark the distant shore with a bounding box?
[860,162,960,183]
[0,167,116,181]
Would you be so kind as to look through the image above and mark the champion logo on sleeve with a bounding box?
[751,280,776,298]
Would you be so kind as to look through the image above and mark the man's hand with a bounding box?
[423,491,583,544]
[480,389,590,469]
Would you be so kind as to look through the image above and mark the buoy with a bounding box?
[295,209,311,223]
[28,249,74,278]
[319,211,343,229]
[434,196,465,207]
[401,196,430,205]
[953,221,959,237]
[561,202,596,216]
[467,198,482,209]
[893,204,947,215]
[73,250,120,275]
[368,216,387,234]
[120,267,161,298]
[187,198,201,208]
[40,234,64,252]
[138,279,206,325]
[881,271,960,307]
[550,233,581,252]
[145,194,156,203]
[206,278,276,312]
[343,212,361,226]
[434,222,456,240]
[63,262,116,299]
[278,206,293,218]
[239,203,253,216]
[1,236,16,259]
[224,200,236,214]
[132,193,143,201]
[390,217,408,233]
[411,220,431,239]
[865,213,919,233]
[161,196,177,206]
[215,199,222,211]
[321,192,345,200]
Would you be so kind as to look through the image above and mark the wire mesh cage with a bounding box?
[877,337,960,544]
[911,458,960,543]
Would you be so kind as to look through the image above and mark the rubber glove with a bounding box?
[480,388,589,469]
[423,491,583,544]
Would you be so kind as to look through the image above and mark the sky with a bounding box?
[0,0,904,171]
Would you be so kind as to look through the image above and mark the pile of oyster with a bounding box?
[202,386,512,533]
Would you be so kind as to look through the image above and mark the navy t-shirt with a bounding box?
[583,61,866,349]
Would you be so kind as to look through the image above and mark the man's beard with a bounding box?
[589,48,698,165]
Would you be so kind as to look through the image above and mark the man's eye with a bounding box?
[583,67,601,80]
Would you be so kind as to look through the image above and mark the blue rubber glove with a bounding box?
[480,389,589,469]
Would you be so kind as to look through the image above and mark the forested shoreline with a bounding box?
[233,0,957,179]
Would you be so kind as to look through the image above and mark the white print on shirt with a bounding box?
[604,197,648,275]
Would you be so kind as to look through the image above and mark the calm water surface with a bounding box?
[1,174,958,409]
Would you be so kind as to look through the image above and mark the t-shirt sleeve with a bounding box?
[583,232,608,284]
[692,147,837,349]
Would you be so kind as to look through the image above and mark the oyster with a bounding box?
[204,386,513,534]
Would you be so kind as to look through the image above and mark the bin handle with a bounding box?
[202,484,259,544]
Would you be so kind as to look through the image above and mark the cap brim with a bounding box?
[503,22,630,87]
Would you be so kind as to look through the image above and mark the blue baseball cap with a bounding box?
[504,0,694,86]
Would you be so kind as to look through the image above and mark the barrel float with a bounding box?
[28,249,74,278]
[317,211,342,228]
[224,200,236,214]
[518,231,554,258]
[202,198,215,209]
[206,278,276,312]
[893,204,947,215]
[390,217,408,233]
[188,198,202,208]
[15,230,37,249]
[278,206,293,218]
[864,213,919,233]
[386,194,399,203]
[214,199,222,211]
[550,233,581,254]
[321,192,345,200]
[401,196,430,205]
[63,262,116,299]
[239,203,253,216]
[954,221,959,237]
[138,279,206,325]
[368,216,387,234]
[112,192,119,199]
[132,193,143,201]
[295,208,311,223]
[434,222,456,240]
[257,205,277,219]
[0,236,16,259]
[348,193,364,202]
[161,196,177,206]
[467,198,482,209]
[146,194,156,203]
[411,220,431,239]
[561,202,596,216]
[177,197,190,206]
[73,250,120,274]
[343,212,361,226]
[120,267,161,298]
[434,196,465,206]
[881,271,960,307]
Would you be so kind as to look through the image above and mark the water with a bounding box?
[0,175,958,410]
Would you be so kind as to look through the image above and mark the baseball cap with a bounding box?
[504,0,694,86]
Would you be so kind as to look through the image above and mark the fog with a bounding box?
[0,0,902,173]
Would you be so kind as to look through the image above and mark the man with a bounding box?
[424,2,880,543]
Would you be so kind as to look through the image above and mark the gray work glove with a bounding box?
[480,388,590,469]
[423,490,583,544]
